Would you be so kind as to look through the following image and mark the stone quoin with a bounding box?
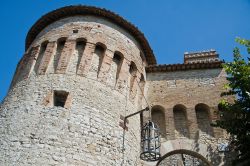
[0,5,232,166]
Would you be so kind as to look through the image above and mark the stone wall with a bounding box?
[1,75,142,165]
[0,15,146,166]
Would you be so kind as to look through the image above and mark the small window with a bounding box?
[129,61,137,91]
[113,53,122,65]
[129,62,137,74]
[54,90,69,107]
[73,29,79,33]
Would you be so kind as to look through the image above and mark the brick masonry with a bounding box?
[144,69,232,165]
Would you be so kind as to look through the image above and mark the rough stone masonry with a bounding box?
[0,5,232,166]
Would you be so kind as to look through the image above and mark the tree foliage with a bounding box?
[214,38,250,165]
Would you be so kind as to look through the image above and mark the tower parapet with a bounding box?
[184,49,220,64]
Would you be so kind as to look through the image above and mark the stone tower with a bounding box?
[0,5,231,166]
[0,6,154,165]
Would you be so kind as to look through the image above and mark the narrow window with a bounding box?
[137,74,145,109]
[113,52,123,80]
[113,53,122,64]
[95,44,105,76]
[34,41,48,74]
[152,105,166,138]
[54,38,66,71]
[53,90,69,107]
[73,29,79,33]
[195,103,213,136]
[129,62,137,91]
[75,39,86,72]
[173,104,190,138]
[88,43,106,79]
[107,51,123,87]
[139,74,145,94]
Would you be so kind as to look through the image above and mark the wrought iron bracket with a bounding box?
[119,107,149,131]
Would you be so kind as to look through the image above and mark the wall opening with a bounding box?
[195,103,213,136]
[139,74,145,94]
[129,61,137,91]
[113,52,123,80]
[108,51,123,87]
[88,43,106,79]
[112,51,124,85]
[137,74,145,109]
[34,41,48,74]
[53,90,69,107]
[54,37,66,71]
[139,74,145,93]
[73,29,79,33]
[75,38,86,72]
[152,105,166,138]
[173,104,190,138]
[96,44,106,76]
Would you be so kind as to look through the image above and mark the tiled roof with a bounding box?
[146,61,223,73]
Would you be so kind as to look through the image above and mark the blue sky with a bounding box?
[0,0,250,102]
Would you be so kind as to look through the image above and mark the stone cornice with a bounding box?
[25,5,156,65]
[146,61,223,73]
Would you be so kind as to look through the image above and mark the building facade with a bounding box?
[0,5,231,166]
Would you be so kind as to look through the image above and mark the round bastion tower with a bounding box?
[0,6,156,165]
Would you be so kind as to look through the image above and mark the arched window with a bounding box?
[129,61,137,91]
[173,104,190,138]
[34,41,48,74]
[137,74,145,109]
[139,74,145,94]
[54,37,66,71]
[96,43,106,75]
[113,52,123,80]
[88,43,106,79]
[152,105,166,138]
[75,38,86,72]
[195,103,213,136]
[107,51,124,87]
